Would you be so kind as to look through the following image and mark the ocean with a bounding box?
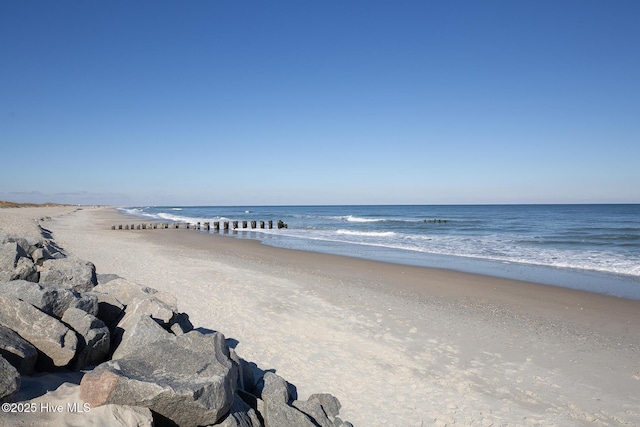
[119,204,640,300]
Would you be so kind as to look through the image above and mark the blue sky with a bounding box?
[1,0,639,206]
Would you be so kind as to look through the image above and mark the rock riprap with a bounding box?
[0,221,353,426]
[0,355,20,403]
[0,324,38,375]
[81,330,237,427]
[0,295,78,370]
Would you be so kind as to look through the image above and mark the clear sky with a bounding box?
[1,0,639,206]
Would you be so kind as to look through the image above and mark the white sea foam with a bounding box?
[119,208,142,215]
[272,228,640,277]
[346,215,386,223]
[329,215,387,223]
[118,209,226,224]
[331,215,427,223]
[118,208,158,219]
[156,213,195,222]
[336,229,397,237]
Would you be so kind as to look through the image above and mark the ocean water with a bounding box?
[119,204,640,299]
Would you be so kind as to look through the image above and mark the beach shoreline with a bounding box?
[114,207,640,312]
[3,205,640,426]
[113,208,640,362]
[117,204,640,300]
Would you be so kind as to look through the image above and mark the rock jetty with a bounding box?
[0,221,353,426]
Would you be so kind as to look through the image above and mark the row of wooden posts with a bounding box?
[111,220,288,231]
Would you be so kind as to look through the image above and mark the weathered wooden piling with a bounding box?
[112,219,287,232]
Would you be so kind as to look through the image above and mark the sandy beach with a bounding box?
[2,206,640,426]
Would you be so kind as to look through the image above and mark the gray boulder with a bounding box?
[125,297,176,325]
[38,257,97,292]
[68,292,99,316]
[91,278,177,309]
[111,313,171,360]
[61,308,110,369]
[12,257,39,282]
[0,295,78,370]
[0,242,22,282]
[0,280,75,319]
[31,246,50,265]
[0,324,37,375]
[215,393,262,427]
[293,393,344,427]
[0,355,20,403]
[84,291,125,332]
[7,237,33,257]
[0,234,38,252]
[309,393,341,418]
[0,280,97,319]
[260,372,316,427]
[80,330,238,427]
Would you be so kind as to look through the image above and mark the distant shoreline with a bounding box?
[0,200,74,208]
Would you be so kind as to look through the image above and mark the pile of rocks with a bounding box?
[0,228,353,426]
